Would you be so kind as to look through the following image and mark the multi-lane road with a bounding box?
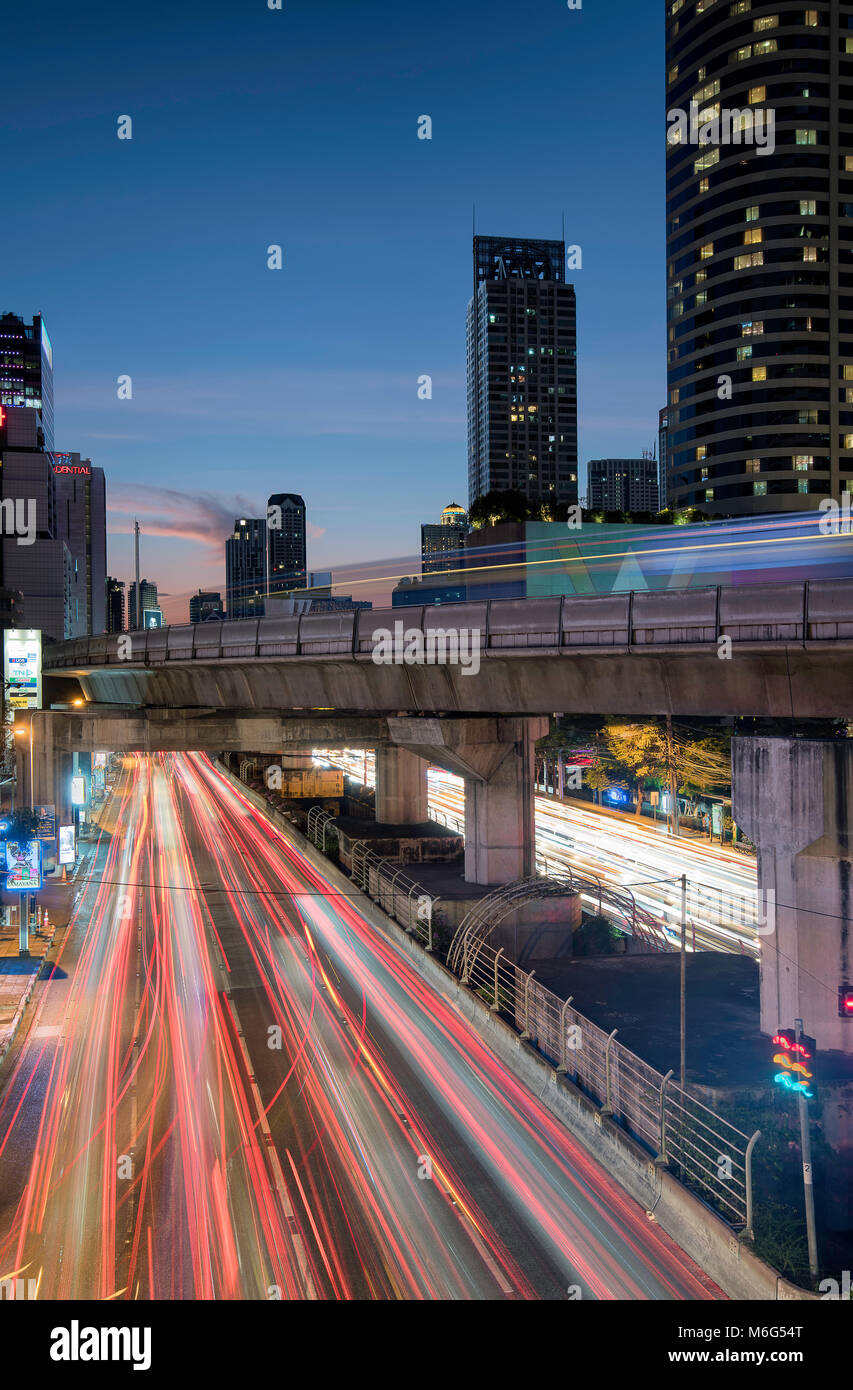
[0,753,720,1300]
[317,750,761,955]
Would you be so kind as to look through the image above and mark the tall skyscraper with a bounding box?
[189,589,223,622]
[225,518,266,620]
[666,2,853,514]
[658,406,670,510]
[106,577,125,633]
[53,455,106,636]
[421,502,468,575]
[0,408,106,640]
[467,236,578,509]
[127,579,159,629]
[0,312,54,449]
[587,458,660,513]
[267,493,307,595]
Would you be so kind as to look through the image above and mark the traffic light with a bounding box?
[839,985,853,1019]
[772,1029,817,1100]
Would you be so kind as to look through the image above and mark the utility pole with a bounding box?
[679,872,687,1088]
[665,713,680,838]
[795,1017,820,1279]
[134,519,141,629]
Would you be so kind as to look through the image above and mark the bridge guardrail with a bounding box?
[41,577,853,671]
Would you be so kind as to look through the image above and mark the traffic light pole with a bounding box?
[795,1017,820,1279]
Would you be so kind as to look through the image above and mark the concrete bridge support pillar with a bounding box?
[375,745,428,825]
[464,721,540,887]
[733,736,853,1054]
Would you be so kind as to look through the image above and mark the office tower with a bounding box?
[666,2,853,514]
[0,312,54,449]
[0,406,106,641]
[127,578,158,629]
[587,458,660,513]
[267,493,307,595]
[189,589,223,622]
[106,577,125,633]
[421,503,468,575]
[53,455,106,636]
[225,518,266,620]
[467,236,578,509]
[658,406,670,510]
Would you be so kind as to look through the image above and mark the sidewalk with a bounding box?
[0,840,96,1060]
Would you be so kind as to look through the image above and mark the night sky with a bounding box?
[4,0,664,619]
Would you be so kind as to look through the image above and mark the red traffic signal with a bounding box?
[839,985,853,1019]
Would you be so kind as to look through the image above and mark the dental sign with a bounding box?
[52,462,90,475]
[3,630,42,710]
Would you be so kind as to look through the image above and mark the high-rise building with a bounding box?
[0,312,54,449]
[106,577,125,633]
[267,493,306,595]
[53,454,106,636]
[189,589,223,623]
[421,502,468,575]
[225,518,266,620]
[127,578,158,629]
[587,458,660,513]
[665,2,853,514]
[0,408,106,640]
[467,236,578,509]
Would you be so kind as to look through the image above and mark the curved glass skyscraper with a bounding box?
[666,0,853,514]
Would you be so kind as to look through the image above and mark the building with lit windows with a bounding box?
[127,579,159,630]
[467,236,578,509]
[106,577,125,633]
[587,458,660,512]
[189,589,223,622]
[421,502,468,575]
[666,0,853,513]
[267,492,307,595]
[0,312,54,450]
[225,518,266,620]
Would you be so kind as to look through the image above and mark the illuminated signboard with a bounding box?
[143,609,163,630]
[5,839,42,892]
[58,825,75,865]
[772,1029,817,1100]
[71,775,87,806]
[35,804,56,841]
[3,630,42,710]
[51,455,90,476]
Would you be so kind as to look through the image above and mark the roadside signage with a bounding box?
[3,630,42,710]
[35,804,56,841]
[5,839,42,892]
[58,825,75,865]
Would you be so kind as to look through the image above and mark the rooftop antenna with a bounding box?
[561,209,565,245]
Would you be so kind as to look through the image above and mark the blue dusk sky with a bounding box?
[3,0,664,620]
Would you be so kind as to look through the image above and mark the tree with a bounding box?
[468,488,532,529]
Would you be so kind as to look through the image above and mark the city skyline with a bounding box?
[2,0,665,621]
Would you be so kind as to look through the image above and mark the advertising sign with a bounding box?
[3,630,42,710]
[711,803,724,836]
[5,839,42,892]
[71,775,86,806]
[142,608,163,630]
[35,804,56,841]
[58,825,75,865]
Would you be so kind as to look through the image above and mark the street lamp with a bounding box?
[13,715,35,956]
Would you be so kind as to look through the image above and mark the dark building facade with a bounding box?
[53,455,106,637]
[421,502,468,575]
[587,457,660,512]
[0,312,54,450]
[106,577,125,633]
[226,518,266,619]
[189,589,223,622]
[666,1,853,514]
[658,406,670,509]
[267,492,307,595]
[127,579,158,629]
[467,236,578,509]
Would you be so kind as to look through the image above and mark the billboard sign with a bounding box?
[5,839,42,892]
[3,630,42,710]
[35,804,56,841]
[142,608,163,630]
[58,825,75,865]
[71,775,86,806]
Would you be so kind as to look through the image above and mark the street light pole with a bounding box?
[679,872,687,1089]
